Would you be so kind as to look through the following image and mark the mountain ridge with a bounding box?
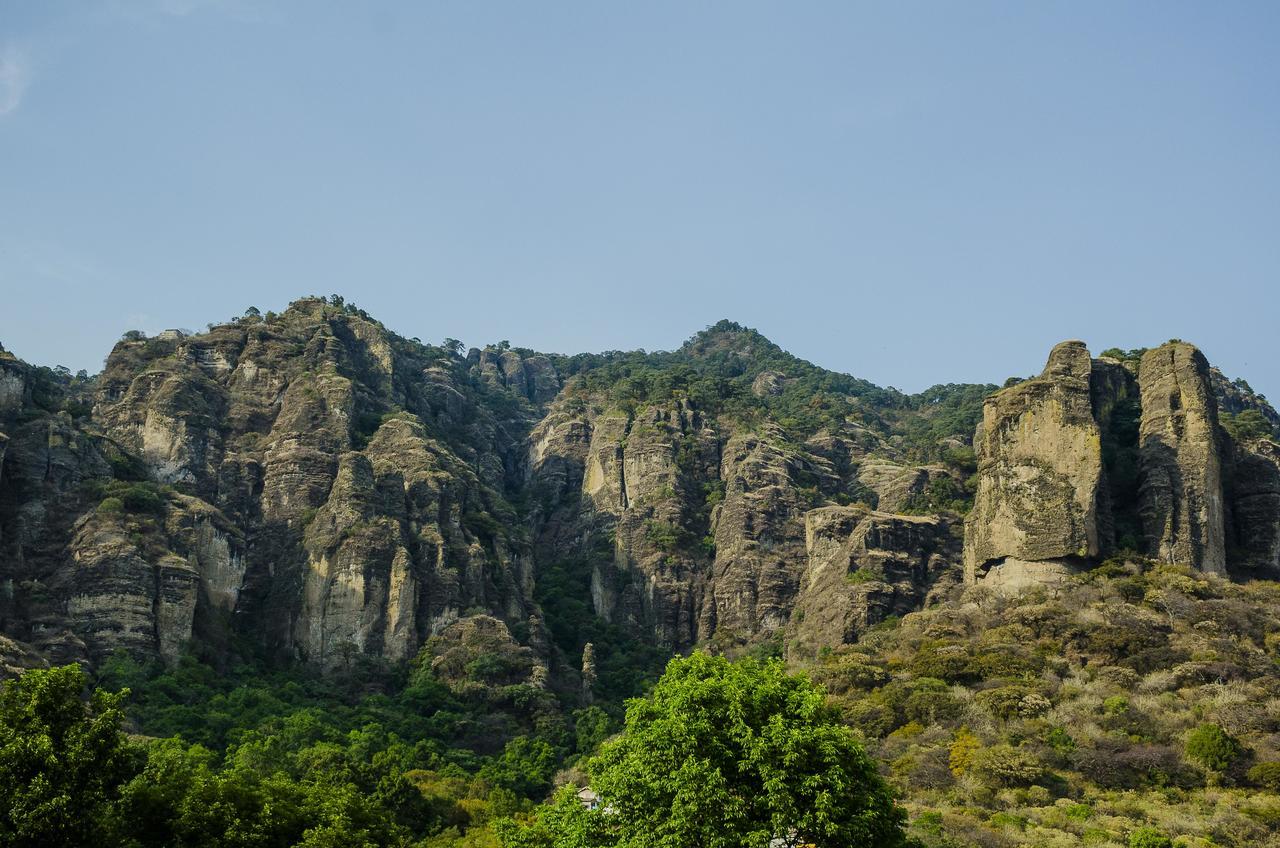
[0,296,1277,686]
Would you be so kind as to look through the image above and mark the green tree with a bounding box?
[1185,723,1244,772]
[497,653,912,848]
[1223,409,1274,442]
[0,665,141,848]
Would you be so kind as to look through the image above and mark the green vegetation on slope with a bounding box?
[811,561,1280,847]
[550,319,995,463]
[9,563,1280,846]
[42,646,613,847]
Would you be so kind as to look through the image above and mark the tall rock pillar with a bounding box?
[963,341,1107,587]
[1138,342,1226,573]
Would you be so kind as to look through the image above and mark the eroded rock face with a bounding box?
[1138,342,1226,574]
[0,634,48,680]
[964,338,1280,587]
[67,512,202,664]
[857,461,953,513]
[700,427,821,644]
[77,300,544,666]
[295,418,528,668]
[6,312,1278,672]
[1226,438,1280,578]
[523,389,929,653]
[790,506,959,656]
[964,341,1109,584]
[577,402,718,648]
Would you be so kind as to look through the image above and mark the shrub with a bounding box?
[970,744,1045,788]
[1045,726,1077,759]
[1185,723,1244,772]
[1248,761,1280,790]
[1103,695,1130,715]
[1018,693,1052,718]
[818,658,890,693]
[1074,741,1196,789]
[949,728,980,777]
[903,688,964,725]
[118,483,165,515]
[975,685,1034,721]
[844,699,896,739]
[98,497,125,514]
[1064,803,1092,821]
[910,642,977,683]
[643,520,687,553]
[970,647,1041,678]
[1128,826,1173,848]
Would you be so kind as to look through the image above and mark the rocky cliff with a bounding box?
[1,310,1277,680]
[965,338,1280,588]
[963,341,1114,587]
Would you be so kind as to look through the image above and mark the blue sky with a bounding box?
[1,1,1277,397]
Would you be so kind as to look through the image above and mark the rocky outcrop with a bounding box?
[1137,342,1226,574]
[525,399,901,653]
[700,427,826,645]
[1226,438,1280,578]
[1212,367,1280,431]
[295,417,528,668]
[470,347,561,405]
[790,506,959,656]
[964,341,1111,585]
[964,338,1280,588]
[0,634,47,680]
[856,461,953,513]
[0,299,545,668]
[5,308,1279,675]
[424,614,544,693]
[69,548,198,665]
[578,402,718,648]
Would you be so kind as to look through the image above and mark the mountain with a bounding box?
[1,300,1277,688]
[5,297,1280,847]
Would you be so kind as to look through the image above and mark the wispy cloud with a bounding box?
[0,44,30,118]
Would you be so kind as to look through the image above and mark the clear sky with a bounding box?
[1,1,1277,397]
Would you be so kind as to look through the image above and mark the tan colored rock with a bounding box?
[1138,342,1226,573]
[67,515,199,664]
[582,411,631,514]
[751,370,787,398]
[964,341,1106,583]
[857,461,952,513]
[790,506,959,656]
[586,402,714,647]
[700,427,820,641]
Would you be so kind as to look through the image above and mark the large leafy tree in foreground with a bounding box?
[0,664,140,848]
[497,653,913,848]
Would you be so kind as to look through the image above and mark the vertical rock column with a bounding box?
[963,341,1107,586]
[1137,342,1226,573]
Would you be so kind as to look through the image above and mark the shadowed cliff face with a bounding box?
[0,310,1277,676]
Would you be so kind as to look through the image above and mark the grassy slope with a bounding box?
[807,562,1280,847]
